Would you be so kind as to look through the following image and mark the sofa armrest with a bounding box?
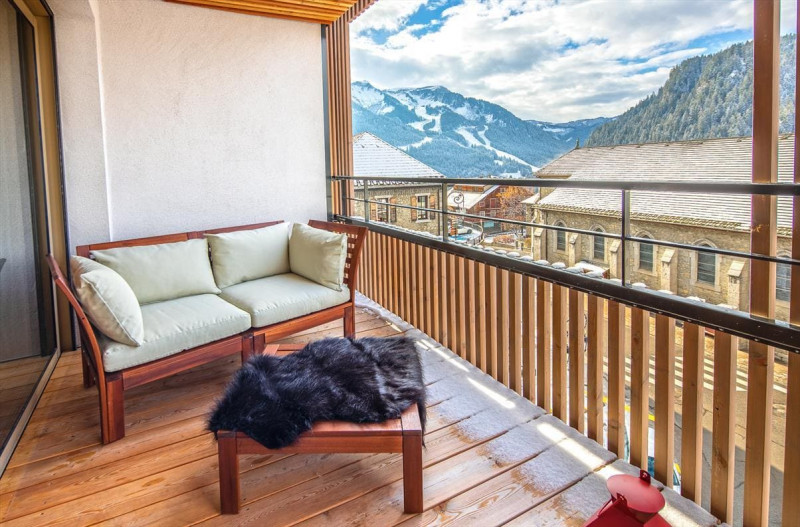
[307,220,367,302]
[46,255,106,386]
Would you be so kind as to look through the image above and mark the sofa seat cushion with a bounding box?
[220,273,350,328]
[98,294,251,372]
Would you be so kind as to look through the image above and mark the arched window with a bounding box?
[777,260,791,302]
[555,221,566,251]
[639,235,654,271]
[696,243,716,284]
[593,228,605,261]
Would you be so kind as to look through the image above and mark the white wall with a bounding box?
[50,0,328,247]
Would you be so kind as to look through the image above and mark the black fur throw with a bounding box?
[208,336,426,449]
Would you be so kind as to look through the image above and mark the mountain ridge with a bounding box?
[352,81,611,177]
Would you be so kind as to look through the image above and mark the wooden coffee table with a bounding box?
[216,343,424,514]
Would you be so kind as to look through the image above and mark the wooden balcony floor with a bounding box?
[0,306,718,526]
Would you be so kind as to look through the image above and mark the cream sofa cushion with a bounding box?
[70,256,144,346]
[221,273,349,328]
[289,223,347,291]
[91,239,220,305]
[206,223,290,289]
[98,294,251,372]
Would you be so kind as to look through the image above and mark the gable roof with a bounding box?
[353,132,445,187]
[534,135,794,232]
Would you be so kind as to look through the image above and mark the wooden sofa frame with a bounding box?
[47,220,367,444]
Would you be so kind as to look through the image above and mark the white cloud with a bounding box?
[351,0,429,33]
[352,0,797,122]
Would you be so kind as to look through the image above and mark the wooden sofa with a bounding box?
[47,220,367,444]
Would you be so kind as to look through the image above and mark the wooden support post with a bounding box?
[522,276,536,401]
[785,22,800,524]
[536,280,552,412]
[586,294,604,444]
[629,307,649,470]
[654,314,675,488]
[745,3,779,523]
[510,272,523,395]
[681,323,704,504]
[607,300,625,458]
[417,244,426,335]
[568,289,585,433]
[552,284,568,421]
[711,332,737,524]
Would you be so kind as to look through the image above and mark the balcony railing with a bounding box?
[332,174,799,525]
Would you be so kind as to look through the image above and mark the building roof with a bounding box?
[447,185,499,210]
[534,135,794,232]
[353,132,445,188]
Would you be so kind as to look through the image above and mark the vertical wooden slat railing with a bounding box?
[654,315,675,488]
[711,332,737,523]
[552,284,568,420]
[586,294,604,444]
[606,300,625,458]
[629,307,650,470]
[681,322,705,504]
[568,289,585,433]
[536,280,552,413]
[354,232,794,525]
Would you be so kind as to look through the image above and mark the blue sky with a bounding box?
[351,0,796,122]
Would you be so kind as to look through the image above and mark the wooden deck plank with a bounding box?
[0,299,715,527]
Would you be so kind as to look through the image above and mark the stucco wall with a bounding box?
[50,0,327,246]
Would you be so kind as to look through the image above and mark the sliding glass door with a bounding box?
[0,0,60,467]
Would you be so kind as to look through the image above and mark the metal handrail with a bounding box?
[336,174,800,353]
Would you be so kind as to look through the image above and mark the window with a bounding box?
[639,236,654,271]
[593,229,605,261]
[777,261,791,302]
[555,221,566,251]
[376,197,389,222]
[417,195,429,220]
[490,197,499,208]
[696,243,716,284]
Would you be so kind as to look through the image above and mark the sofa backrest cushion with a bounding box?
[289,223,348,291]
[205,223,290,289]
[91,238,220,304]
[70,256,144,346]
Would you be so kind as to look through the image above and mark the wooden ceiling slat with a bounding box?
[165,0,359,24]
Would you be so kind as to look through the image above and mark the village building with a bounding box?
[352,132,444,236]
[524,135,793,320]
[448,183,534,236]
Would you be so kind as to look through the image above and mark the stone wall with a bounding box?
[354,184,442,236]
[529,207,791,321]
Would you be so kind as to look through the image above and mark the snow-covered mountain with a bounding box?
[352,81,612,178]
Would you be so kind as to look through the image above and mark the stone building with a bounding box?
[524,135,793,321]
[352,133,444,236]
